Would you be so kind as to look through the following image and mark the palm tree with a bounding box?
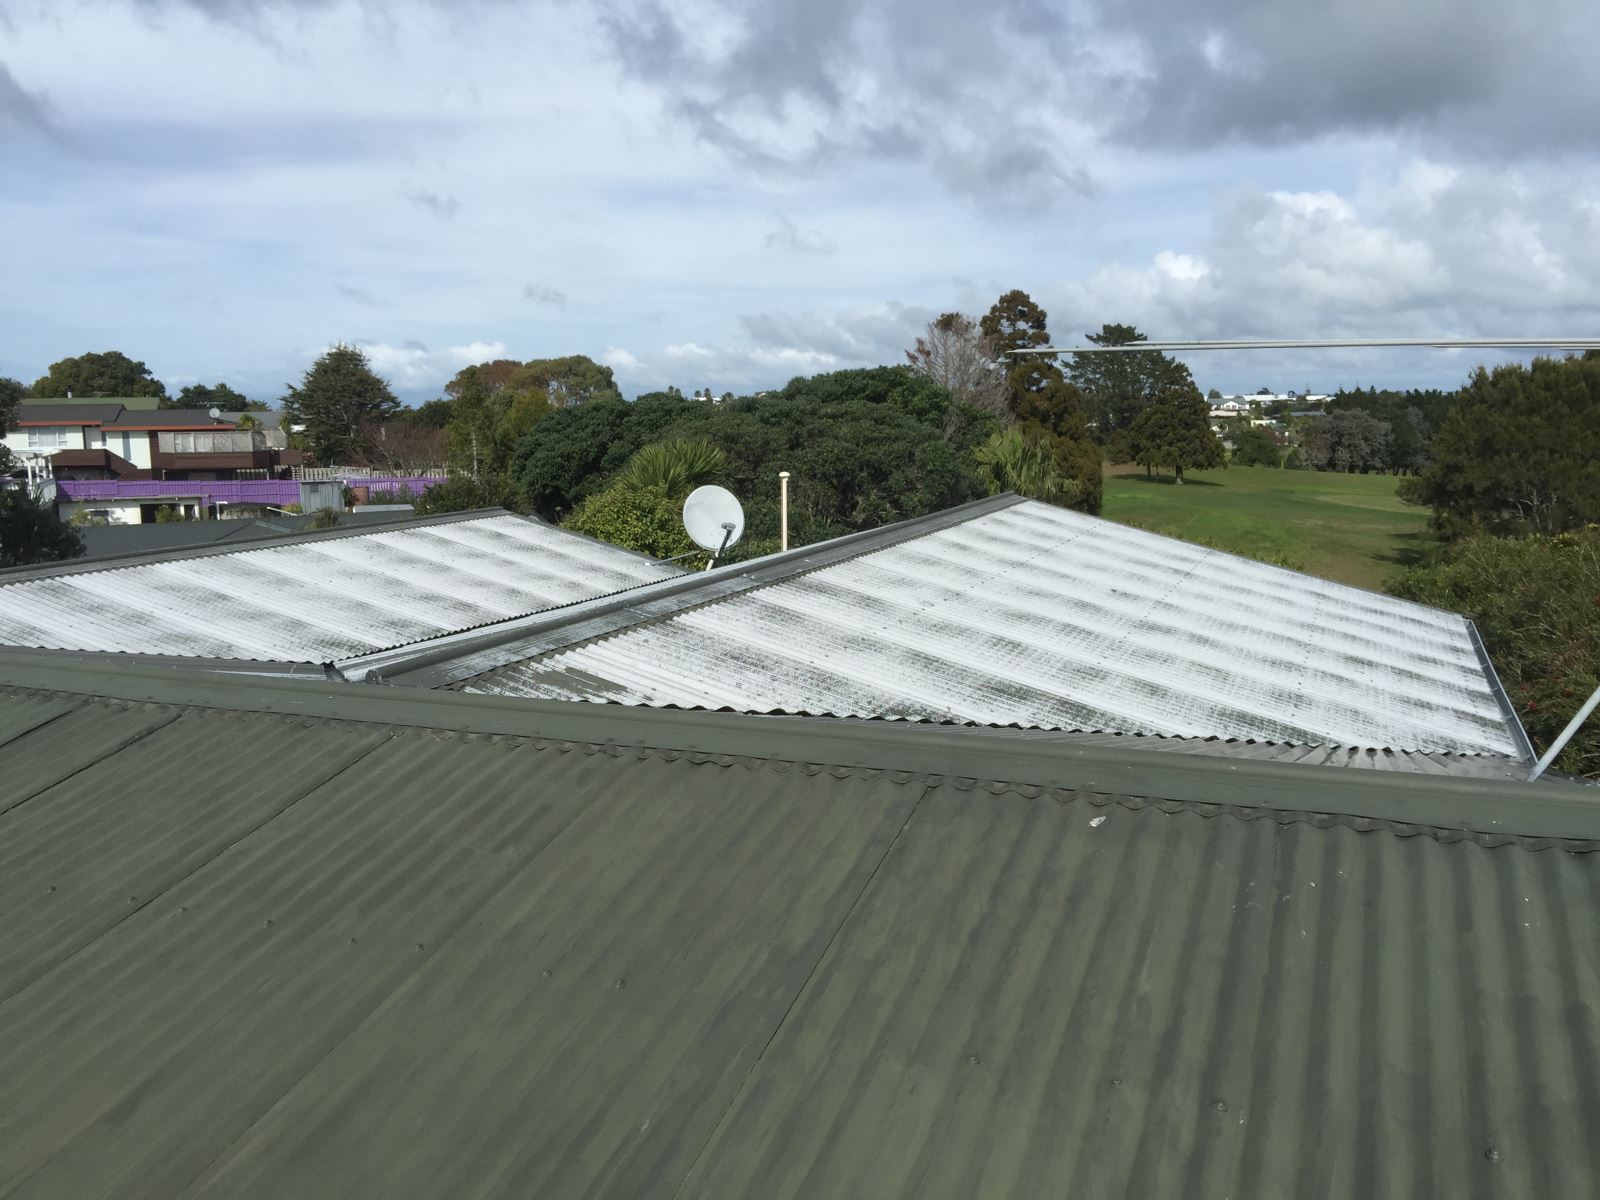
[617,438,727,498]
[974,427,1081,505]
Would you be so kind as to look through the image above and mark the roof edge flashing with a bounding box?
[3,649,1596,844]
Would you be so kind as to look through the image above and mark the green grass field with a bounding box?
[1101,465,1434,592]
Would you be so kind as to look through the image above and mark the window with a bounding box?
[27,427,73,450]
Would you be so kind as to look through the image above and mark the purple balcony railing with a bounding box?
[54,475,447,507]
[56,479,304,505]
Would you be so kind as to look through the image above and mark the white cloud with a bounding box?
[665,342,714,358]
[602,347,641,370]
[357,339,508,390]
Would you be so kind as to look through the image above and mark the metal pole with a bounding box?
[1528,683,1600,781]
[779,471,790,552]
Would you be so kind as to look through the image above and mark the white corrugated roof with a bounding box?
[0,514,681,662]
[463,501,1526,756]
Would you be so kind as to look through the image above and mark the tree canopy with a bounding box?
[173,382,265,412]
[1299,410,1391,474]
[1399,353,1600,539]
[512,366,986,555]
[979,290,1102,513]
[31,350,167,399]
[905,312,1008,431]
[1068,323,1195,438]
[1391,528,1600,777]
[0,377,22,471]
[1228,421,1282,468]
[1126,384,1224,482]
[281,344,400,465]
[0,389,83,565]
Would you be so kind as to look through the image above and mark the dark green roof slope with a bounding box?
[1,652,1598,1198]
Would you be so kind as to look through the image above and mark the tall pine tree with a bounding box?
[979,290,1102,513]
[282,344,400,465]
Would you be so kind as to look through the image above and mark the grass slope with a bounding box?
[1101,465,1433,591]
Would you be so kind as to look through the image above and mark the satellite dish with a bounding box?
[207,407,223,421]
[683,485,744,566]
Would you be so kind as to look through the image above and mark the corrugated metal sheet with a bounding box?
[0,671,1595,1198]
[0,513,680,662]
[467,500,1526,756]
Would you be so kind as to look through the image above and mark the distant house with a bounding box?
[5,402,307,525]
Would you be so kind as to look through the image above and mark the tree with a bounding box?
[905,313,1009,429]
[507,355,623,407]
[565,483,697,560]
[1229,422,1282,468]
[398,397,456,430]
[1068,323,1195,437]
[1391,528,1600,777]
[974,427,1081,505]
[979,290,1102,514]
[1126,384,1225,483]
[1300,410,1390,474]
[281,344,400,465]
[31,351,167,399]
[173,382,265,411]
[617,439,726,497]
[0,489,84,567]
[1400,353,1600,538]
[0,377,22,472]
[411,473,524,516]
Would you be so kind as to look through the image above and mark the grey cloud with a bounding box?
[335,283,386,307]
[601,0,1098,207]
[0,62,58,140]
[601,0,1596,185]
[764,214,835,256]
[1094,1,1599,154]
[522,283,568,308]
[739,301,931,363]
[399,184,461,219]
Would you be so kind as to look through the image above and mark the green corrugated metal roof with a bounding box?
[1,651,1598,1198]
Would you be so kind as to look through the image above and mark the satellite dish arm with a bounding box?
[704,523,734,571]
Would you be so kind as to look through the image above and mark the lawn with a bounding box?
[1101,465,1435,592]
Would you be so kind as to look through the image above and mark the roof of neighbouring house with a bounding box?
[0,648,1595,1198]
[101,408,237,431]
[0,509,683,662]
[347,495,1529,760]
[13,402,128,426]
[20,394,163,411]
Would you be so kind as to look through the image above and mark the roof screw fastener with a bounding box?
[1111,1076,1123,1087]
[1212,1099,1229,1113]
[128,896,138,904]
[263,919,273,928]
[541,969,553,979]
[966,1055,981,1066]
[615,978,627,990]
[348,937,358,945]
[1484,1148,1501,1163]
[414,942,426,952]
[46,885,56,894]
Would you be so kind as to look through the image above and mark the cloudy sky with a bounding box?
[3,0,1597,403]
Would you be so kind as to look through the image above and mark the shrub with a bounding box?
[1390,529,1600,777]
[411,474,522,516]
[564,483,697,560]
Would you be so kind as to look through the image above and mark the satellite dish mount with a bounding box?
[682,485,745,571]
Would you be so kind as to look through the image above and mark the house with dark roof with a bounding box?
[4,401,309,523]
[1,499,1593,1196]
[0,645,1596,1197]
